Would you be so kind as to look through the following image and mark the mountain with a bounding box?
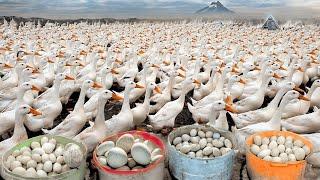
[195,1,234,14]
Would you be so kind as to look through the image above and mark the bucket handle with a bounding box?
[270,163,288,167]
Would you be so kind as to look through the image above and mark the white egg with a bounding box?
[31,141,41,150]
[206,138,213,143]
[277,136,285,145]
[253,135,262,146]
[49,153,56,163]
[224,139,232,148]
[20,156,31,165]
[190,136,200,144]
[195,150,203,158]
[22,151,31,157]
[26,160,37,169]
[258,149,271,159]
[56,156,64,164]
[190,129,197,137]
[116,134,135,153]
[173,137,182,145]
[220,147,231,156]
[182,134,191,142]
[20,146,31,153]
[37,169,47,177]
[98,156,107,165]
[32,148,45,155]
[212,139,223,148]
[260,144,268,150]
[12,167,26,176]
[205,131,213,138]
[268,141,278,150]
[42,142,56,154]
[10,161,22,171]
[31,154,42,163]
[198,130,206,138]
[188,152,196,158]
[43,161,53,173]
[250,144,261,155]
[175,143,182,151]
[40,136,49,146]
[180,144,191,154]
[203,147,213,156]
[262,137,270,145]
[293,140,304,147]
[61,164,70,173]
[272,157,282,163]
[279,153,288,163]
[26,167,37,177]
[42,154,50,163]
[278,144,286,153]
[270,148,280,157]
[49,138,57,146]
[270,136,277,142]
[294,148,305,161]
[285,148,293,154]
[199,138,207,149]
[212,147,221,157]
[53,163,62,173]
[54,146,65,157]
[263,156,272,161]
[127,158,137,168]
[106,147,128,168]
[288,154,296,162]
[12,150,21,157]
[36,163,44,171]
[190,143,200,152]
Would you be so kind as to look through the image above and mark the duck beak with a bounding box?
[112,92,124,101]
[225,95,233,105]
[4,63,13,68]
[180,66,186,71]
[193,79,201,86]
[253,66,261,71]
[163,60,170,66]
[47,58,54,63]
[152,64,160,68]
[65,75,75,80]
[29,108,42,116]
[98,49,104,53]
[17,57,23,61]
[154,86,162,94]
[293,86,304,93]
[115,59,122,64]
[32,68,39,74]
[34,51,40,56]
[280,65,287,70]
[111,68,119,74]
[298,95,310,101]
[135,83,144,89]
[31,85,41,92]
[232,67,239,73]
[297,67,304,72]
[178,72,185,78]
[92,82,103,88]
[225,104,238,113]
[273,73,281,79]
[79,62,85,67]
[26,64,34,68]
[65,63,72,66]
[312,60,319,64]
[80,50,87,55]
[239,58,245,63]
[239,78,246,84]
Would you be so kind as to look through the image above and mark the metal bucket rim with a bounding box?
[92,130,165,175]
[168,124,236,161]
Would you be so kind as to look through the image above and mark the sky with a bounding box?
[0,0,319,18]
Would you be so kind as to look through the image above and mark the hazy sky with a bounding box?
[0,0,319,18]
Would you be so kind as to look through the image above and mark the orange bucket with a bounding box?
[246,131,313,180]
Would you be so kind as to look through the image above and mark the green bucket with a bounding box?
[1,135,87,180]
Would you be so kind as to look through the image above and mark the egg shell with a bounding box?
[270,148,280,157]
[224,139,233,148]
[182,134,191,142]
[268,141,278,150]
[12,167,26,176]
[198,131,206,138]
[250,144,261,155]
[12,150,21,157]
[285,141,293,149]
[16,155,22,162]
[278,144,286,153]
[42,153,50,163]
[262,137,270,145]
[20,146,31,153]
[270,136,277,142]
[42,142,56,154]
[127,158,137,168]
[190,144,201,152]
[180,144,191,154]
[190,129,197,137]
[173,137,182,145]
[285,148,293,154]
[43,161,53,173]
[199,138,207,149]
[206,138,213,143]
[279,153,288,163]
[260,144,268,150]
[212,133,220,139]
[175,143,182,151]
[32,148,45,155]
[151,148,162,157]
[97,141,115,156]
[132,166,144,170]
[182,141,189,146]
[49,138,57,146]
[31,142,41,150]
[61,165,70,173]
[293,140,304,147]
[253,135,262,146]
[31,154,42,163]
[220,148,231,156]
[37,169,47,177]
[98,156,107,165]
[117,166,130,171]
[205,131,213,138]
[54,146,65,157]
[219,137,225,142]
[36,163,44,171]
[10,161,22,171]
[49,153,57,163]
[263,156,272,161]
[294,148,305,161]
[106,147,128,168]
[53,163,62,173]
[286,136,293,142]
[288,154,296,162]
[40,136,49,146]
[302,145,310,155]
[190,136,200,144]
[151,155,163,162]
[56,156,64,164]
[272,157,282,163]
[63,143,83,168]
[116,134,135,153]
[195,150,203,158]
[277,136,286,145]
[212,139,224,148]
[22,151,31,157]
[26,160,37,169]
[26,168,37,178]
[212,147,221,157]
[144,140,155,152]
[203,147,213,156]
[206,143,213,148]
[188,152,196,158]
[258,149,271,159]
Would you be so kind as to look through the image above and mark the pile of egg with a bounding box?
[172,129,233,158]
[96,134,163,170]
[250,135,311,163]
[4,136,83,177]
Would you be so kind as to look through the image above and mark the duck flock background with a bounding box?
[0,19,320,178]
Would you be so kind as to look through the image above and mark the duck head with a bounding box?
[18,104,42,116]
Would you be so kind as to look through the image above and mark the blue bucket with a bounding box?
[168,125,235,180]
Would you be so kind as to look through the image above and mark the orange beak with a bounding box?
[80,50,87,55]
[17,57,23,61]
[239,78,246,84]
[47,58,55,63]
[29,108,42,116]
[115,59,122,64]
[31,85,41,92]
[152,64,160,68]
[273,73,281,79]
[32,69,39,74]
[298,95,310,101]
[239,58,245,63]
[253,66,261,71]
[92,82,103,88]
[112,92,124,101]
[111,68,119,74]
[163,60,170,66]
[153,86,162,94]
[26,64,34,68]
[193,79,201,86]
[297,67,304,72]
[180,66,186,72]
[225,104,238,113]
[232,67,239,73]
[34,51,40,56]
[280,65,287,70]
[293,86,304,94]
[135,83,145,89]
[65,75,75,80]
[79,62,85,67]
[4,63,13,68]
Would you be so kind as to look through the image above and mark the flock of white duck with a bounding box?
[0,19,320,169]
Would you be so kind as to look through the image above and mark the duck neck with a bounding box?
[258,74,271,94]
[208,70,217,84]
[208,108,218,125]
[53,79,61,97]
[243,69,250,78]
[269,97,290,126]
[93,98,107,129]
[74,85,87,113]
[165,74,175,95]
[16,88,25,106]
[268,88,287,108]
[12,112,27,140]
[307,84,317,98]
[121,87,131,112]
[143,87,152,107]
[216,70,227,91]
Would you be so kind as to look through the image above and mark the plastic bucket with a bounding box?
[1,135,87,180]
[246,131,313,180]
[168,125,236,180]
[92,130,165,180]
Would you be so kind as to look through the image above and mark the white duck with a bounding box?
[207,100,237,131]
[149,77,197,130]
[42,80,101,138]
[282,79,320,118]
[0,104,41,158]
[132,82,161,126]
